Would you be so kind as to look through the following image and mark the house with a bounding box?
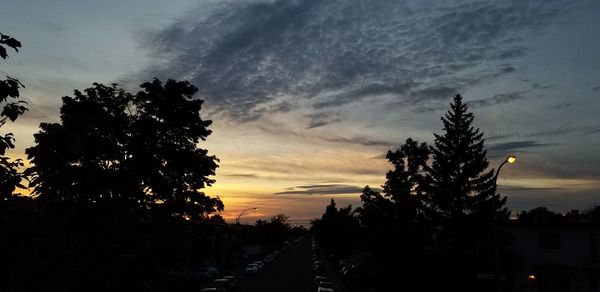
[507,221,600,292]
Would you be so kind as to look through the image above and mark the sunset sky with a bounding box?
[2,0,599,223]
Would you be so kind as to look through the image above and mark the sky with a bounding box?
[2,0,600,224]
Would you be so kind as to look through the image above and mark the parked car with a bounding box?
[315,275,328,284]
[253,260,265,270]
[317,281,334,289]
[192,266,220,279]
[245,264,260,274]
[314,264,325,276]
[212,278,235,291]
[263,255,275,263]
[221,275,238,287]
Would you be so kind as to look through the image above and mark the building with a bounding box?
[507,221,600,292]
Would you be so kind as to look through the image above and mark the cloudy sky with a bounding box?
[2,0,599,223]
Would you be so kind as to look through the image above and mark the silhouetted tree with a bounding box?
[517,207,563,223]
[355,138,431,291]
[209,214,226,224]
[25,79,223,219]
[256,214,291,245]
[0,32,27,200]
[311,199,359,257]
[383,138,431,221]
[428,94,509,289]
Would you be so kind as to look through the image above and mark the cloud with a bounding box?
[275,184,366,195]
[467,91,526,108]
[486,134,515,141]
[532,83,556,90]
[587,128,600,135]
[136,0,575,122]
[370,153,388,160]
[15,98,60,126]
[593,86,600,92]
[223,173,259,178]
[320,135,396,147]
[552,102,571,109]
[305,111,343,129]
[487,140,557,158]
[257,118,396,147]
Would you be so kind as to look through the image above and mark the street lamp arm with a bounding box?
[493,160,509,186]
[236,207,258,224]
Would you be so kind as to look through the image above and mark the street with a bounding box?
[236,238,315,292]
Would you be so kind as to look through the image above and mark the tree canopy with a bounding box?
[0,32,27,200]
[25,79,223,219]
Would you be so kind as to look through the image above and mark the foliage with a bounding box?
[518,206,600,224]
[429,94,502,219]
[382,138,431,220]
[0,32,27,200]
[255,214,291,245]
[25,79,223,219]
[311,199,360,257]
[427,94,509,288]
[353,139,432,290]
[313,94,519,291]
[1,199,238,291]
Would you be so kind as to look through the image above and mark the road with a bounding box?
[236,238,314,292]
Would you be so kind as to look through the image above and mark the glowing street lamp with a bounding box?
[236,207,258,224]
[492,155,517,291]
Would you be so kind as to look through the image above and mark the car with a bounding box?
[221,275,238,286]
[317,287,334,292]
[212,278,235,291]
[313,261,323,269]
[314,264,325,276]
[245,264,260,274]
[192,266,220,279]
[200,288,218,292]
[253,260,265,270]
[263,255,275,263]
[317,281,334,289]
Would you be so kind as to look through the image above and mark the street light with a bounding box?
[236,207,258,224]
[492,155,517,291]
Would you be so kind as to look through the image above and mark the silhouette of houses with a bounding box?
[507,221,600,292]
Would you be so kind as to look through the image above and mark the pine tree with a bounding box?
[428,94,508,287]
[429,94,500,218]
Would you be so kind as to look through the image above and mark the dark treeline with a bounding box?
[311,95,600,291]
[0,33,306,291]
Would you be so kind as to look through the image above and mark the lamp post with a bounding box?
[236,207,258,225]
[492,155,516,292]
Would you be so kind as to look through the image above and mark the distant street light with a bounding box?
[492,155,517,292]
[236,207,258,224]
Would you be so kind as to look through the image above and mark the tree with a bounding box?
[428,94,508,288]
[255,214,291,245]
[383,138,430,220]
[311,199,359,257]
[517,207,562,223]
[25,79,223,219]
[354,139,431,291]
[0,32,27,200]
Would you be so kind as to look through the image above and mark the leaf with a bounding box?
[2,103,27,122]
[3,37,21,51]
[0,46,6,59]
